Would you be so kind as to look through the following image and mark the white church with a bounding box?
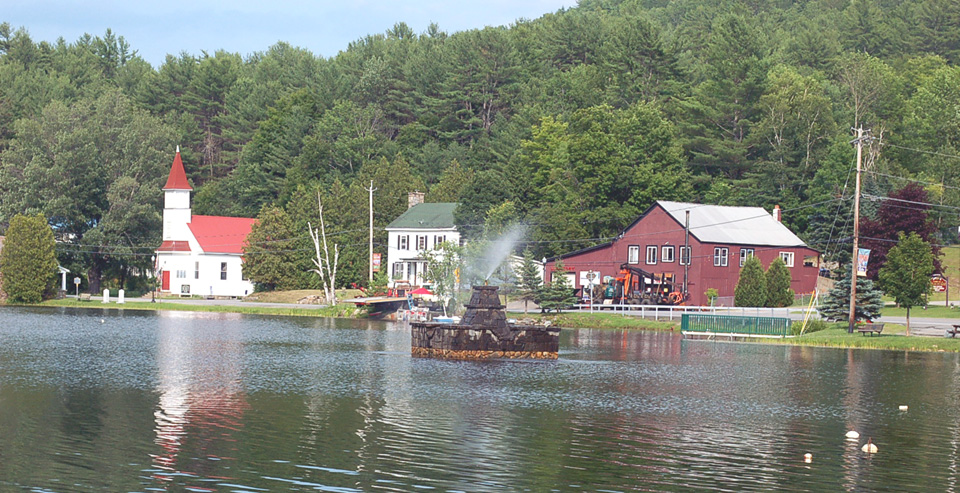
[155,148,256,297]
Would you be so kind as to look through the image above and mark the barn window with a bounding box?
[646,246,658,265]
[714,247,729,267]
[780,252,795,267]
[739,248,754,267]
[220,262,228,280]
[195,261,200,279]
[679,247,691,265]
[628,245,640,264]
[662,246,675,263]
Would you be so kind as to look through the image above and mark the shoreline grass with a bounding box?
[38,298,361,318]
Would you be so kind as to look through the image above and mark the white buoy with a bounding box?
[804,453,812,463]
[862,438,878,453]
[899,405,908,411]
[846,430,860,439]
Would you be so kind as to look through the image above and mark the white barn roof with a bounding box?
[657,201,808,247]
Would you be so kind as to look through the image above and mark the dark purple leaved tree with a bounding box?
[859,183,941,279]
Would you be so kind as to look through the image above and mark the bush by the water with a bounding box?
[793,318,830,335]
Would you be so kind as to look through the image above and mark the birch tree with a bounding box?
[309,192,339,306]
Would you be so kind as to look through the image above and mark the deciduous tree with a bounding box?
[878,232,935,336]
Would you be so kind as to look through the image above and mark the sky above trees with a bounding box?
[6,0,576,66]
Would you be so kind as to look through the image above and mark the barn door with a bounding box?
[161,271,170,291]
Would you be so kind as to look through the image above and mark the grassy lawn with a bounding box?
[41,298,362,318]
[880,305,960,318]
[243,289,364,304]
[769,325,960,352]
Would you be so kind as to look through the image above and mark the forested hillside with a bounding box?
[2,0,959,292]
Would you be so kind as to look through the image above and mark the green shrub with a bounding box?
[793,318,829,335]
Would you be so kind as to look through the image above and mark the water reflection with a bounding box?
[2,307,960,491]
[151,311,249,489]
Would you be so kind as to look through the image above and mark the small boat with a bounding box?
[433,316,461,324]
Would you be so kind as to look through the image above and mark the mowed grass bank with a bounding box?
[41,298,361,318]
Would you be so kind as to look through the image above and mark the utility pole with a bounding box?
[848,127,867,333]
[366,180,377,284]
[683,210,690,298]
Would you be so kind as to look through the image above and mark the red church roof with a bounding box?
[188,215,257,254]
[156,240,192,253]
[163,148,193,191]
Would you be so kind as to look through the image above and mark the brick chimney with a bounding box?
[408,191,425,209]
[772,204,782,222]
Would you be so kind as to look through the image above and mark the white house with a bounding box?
[155,148,256,297]
[385,193,459,287]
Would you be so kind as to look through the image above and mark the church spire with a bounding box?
[163,146,193,191]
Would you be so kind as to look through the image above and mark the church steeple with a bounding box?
[163,145,193,191]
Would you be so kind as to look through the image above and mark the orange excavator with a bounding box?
[607,263,687,306]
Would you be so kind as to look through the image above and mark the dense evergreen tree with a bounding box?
[764,257,794,308]
[819,270,884,323]
[0,213,58,303]
[734,256,766,307]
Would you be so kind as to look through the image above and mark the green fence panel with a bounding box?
[681,314,791,336]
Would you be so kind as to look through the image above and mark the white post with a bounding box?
[118,289,125,304]
[102,289,110,303]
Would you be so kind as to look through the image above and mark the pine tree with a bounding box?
[0,214,58,303]
[819,270,884,322]
[516,250,542,314]
[764,257,795,307]
[734,256,767,307]
[540,259,576,313]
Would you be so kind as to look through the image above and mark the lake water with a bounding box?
[1,306,959,491]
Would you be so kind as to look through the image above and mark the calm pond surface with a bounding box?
[1,307,960,491]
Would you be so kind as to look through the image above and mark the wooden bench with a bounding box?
[856,322,884,336]
[947,325,960,338]
[78,293,91,302]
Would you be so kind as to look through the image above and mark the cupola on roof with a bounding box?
[163,146,193,191]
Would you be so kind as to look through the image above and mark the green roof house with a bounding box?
[385,192,459,287]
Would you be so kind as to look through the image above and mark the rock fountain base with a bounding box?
[411,285,560,360]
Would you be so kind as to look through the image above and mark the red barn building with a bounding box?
[544,201,821,306]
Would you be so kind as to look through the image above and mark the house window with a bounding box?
[628,245,640,264]
[176,270,187,279]
[220,262,228,280]
[407,262,418,280]
[740,248,755,267]
[646,246,658,265]
[714,247,729,267]
[434,235,446,249]
[195,261,200,279]
[417,235,427,250]
[392,262,403,279]
[780,251,795,267]
[661,246,675,263]
[399,235,409,250]
[679,247,691,265]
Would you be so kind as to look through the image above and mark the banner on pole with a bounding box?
[856,248,871,277]
[372,253,381,272]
